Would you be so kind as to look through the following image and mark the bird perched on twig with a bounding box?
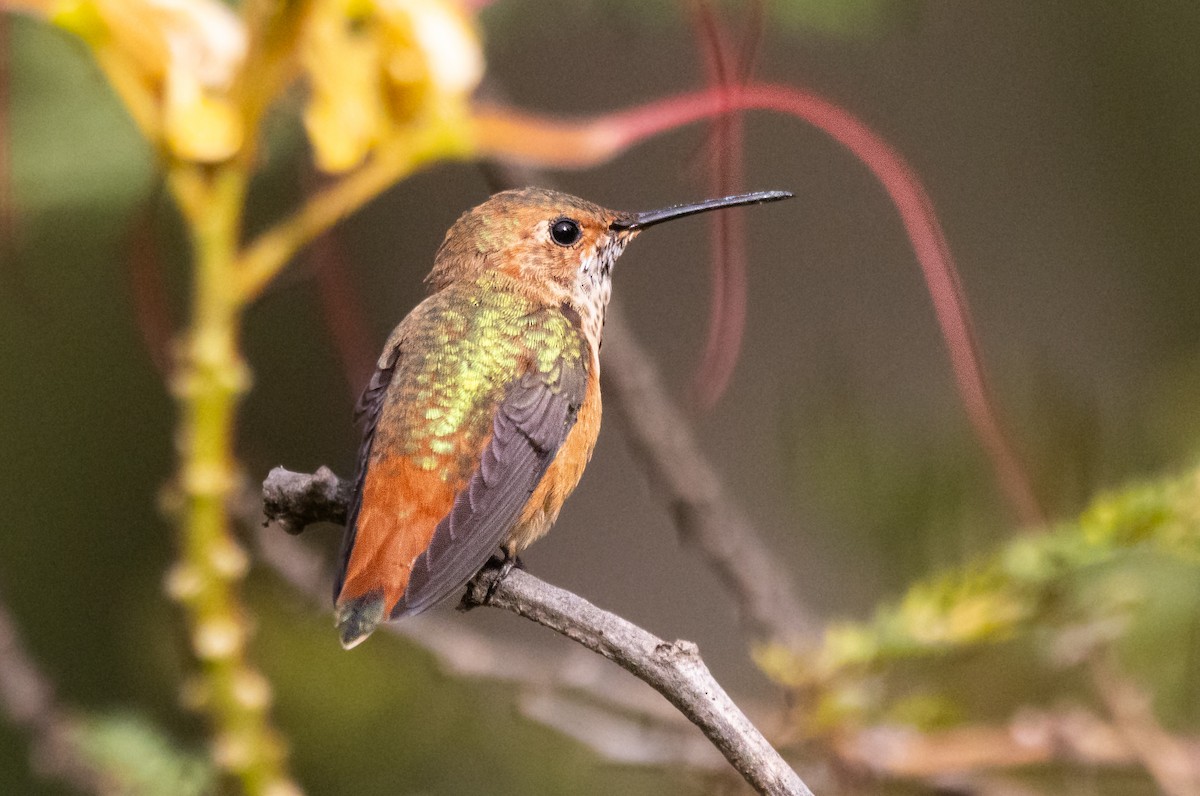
[334,186,791,648]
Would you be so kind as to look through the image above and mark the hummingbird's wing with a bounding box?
[394,361,587,617]
[331,339,402,603]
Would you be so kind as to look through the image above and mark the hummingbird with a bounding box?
[334,186,792,648]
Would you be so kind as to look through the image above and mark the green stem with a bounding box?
[167,164,300,796]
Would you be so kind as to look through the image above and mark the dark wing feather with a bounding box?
[333,342,403,602]
[392,359,588,617]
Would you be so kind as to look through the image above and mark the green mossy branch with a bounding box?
[163,162,299,796]
[757,467,1200,731]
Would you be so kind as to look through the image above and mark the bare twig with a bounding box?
[461,567,813,795]
[254,480,736,768]
[261,465,352,536]
[0,587,112,794]
[1091,660,1200,796]
[253,517,684,726]
[257,524,729,771]
[259,468,813,795]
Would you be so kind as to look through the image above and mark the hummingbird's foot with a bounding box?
[496,551,525,578]
[458,552,524,612]
[484,545,528,600]
[485,549,524,602]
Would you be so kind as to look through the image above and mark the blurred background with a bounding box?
[2,1,1199,793]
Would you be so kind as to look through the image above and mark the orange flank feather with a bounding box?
[337,455,459,616]
[508,370,602,553]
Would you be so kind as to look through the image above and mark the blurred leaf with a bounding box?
[73,713,213,796]
[8,16,152,215]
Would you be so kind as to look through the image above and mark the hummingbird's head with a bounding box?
[428,186,793,342]
[429,187,632,295]
[428,187,640,344]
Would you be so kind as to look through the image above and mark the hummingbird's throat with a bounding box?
[575,233,629,350]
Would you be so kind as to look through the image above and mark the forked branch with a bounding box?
[261,467,813,796]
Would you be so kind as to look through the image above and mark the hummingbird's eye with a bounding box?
[550,218,582,246]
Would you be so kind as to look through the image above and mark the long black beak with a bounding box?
[610,190,793,231]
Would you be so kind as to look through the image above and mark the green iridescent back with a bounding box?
[368,273,588,484]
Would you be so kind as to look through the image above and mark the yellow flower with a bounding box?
[382,0,484,98]
[11,0,483,169]
[42,0,247,162]
[301,0,483,172]
[300,0,388,172]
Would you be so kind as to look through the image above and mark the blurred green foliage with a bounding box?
[759,466,1200,734]
[72,714,213,796]
[7,17,151,217]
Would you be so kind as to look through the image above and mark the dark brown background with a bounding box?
[2,1,1198,792]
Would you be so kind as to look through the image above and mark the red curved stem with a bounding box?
[125,206,176,378]
[311,224,377,404]
[543,84,1044,525]
[689,1,749,411]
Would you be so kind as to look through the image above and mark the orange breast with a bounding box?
[507,369,602,552]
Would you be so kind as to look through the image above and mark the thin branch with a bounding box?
[0,586,113,794]
[835,706,1200,780]
[1091,660,1200,796]
[253,514,684,727]
[262,465,352,536]
[256,523,733,773]
[260,469,813,796]
[254,478,742,762]
[461,567,813,795]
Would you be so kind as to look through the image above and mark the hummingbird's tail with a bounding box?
[335,591,387,649]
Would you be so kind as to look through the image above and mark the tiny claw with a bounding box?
[485,556,516,603]
[489,548,528,595]
[458,551,524,612]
